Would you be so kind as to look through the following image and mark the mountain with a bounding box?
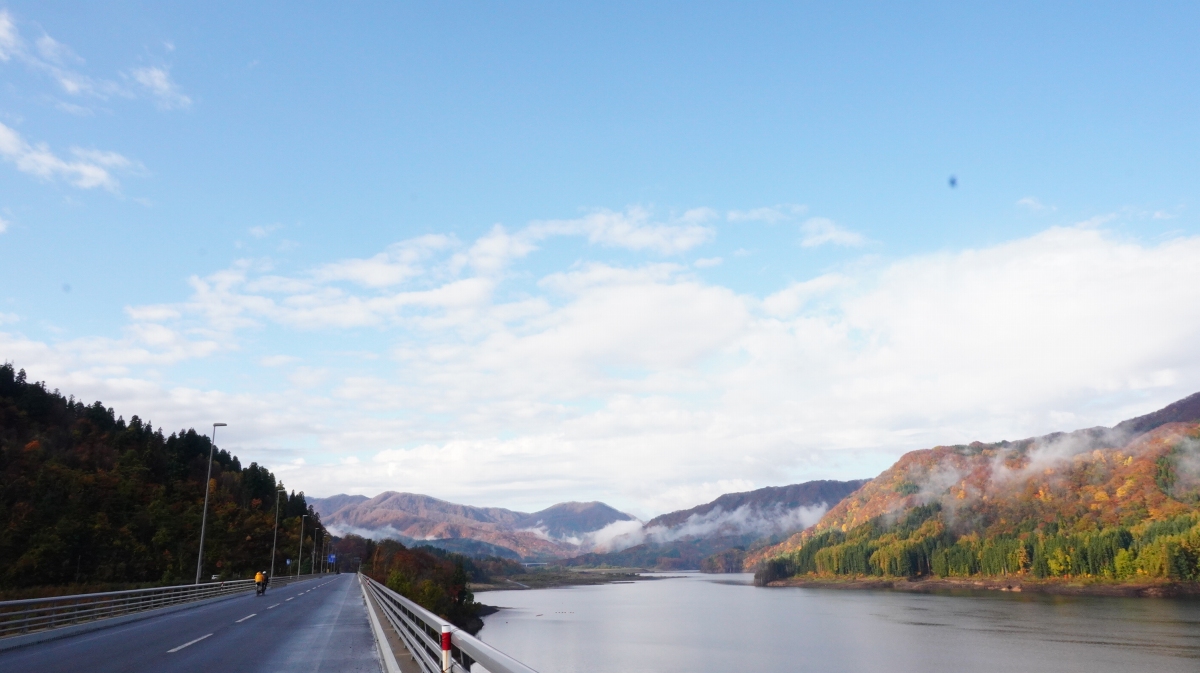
[515,501,635,539]
[309,492,635,560]
[749,392,1200,584]
[647,481,868,529]
[560,479,867,570]
[313,493,369,516]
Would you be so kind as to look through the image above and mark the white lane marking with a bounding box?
[168,633,212,653]
[286,597,294,601]
[267,603,280,609]
[236,613,257,623]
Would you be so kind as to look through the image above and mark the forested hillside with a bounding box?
[0,364,325,592]
[753,393,1200,588]
[346,533,524,633]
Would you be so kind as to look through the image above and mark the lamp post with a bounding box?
[311,529,319,575]
[270,488,287,581]
[296,515,307,577]
[194,422,227,584]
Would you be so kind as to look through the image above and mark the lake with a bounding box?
[477,573,1200,673]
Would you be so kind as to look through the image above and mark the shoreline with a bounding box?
[472,568,678,592]
[765,575,1200,598]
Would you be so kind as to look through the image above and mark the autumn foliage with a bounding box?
[753,416,1200,585]
[357,535,517,632]
[0,364,327,593]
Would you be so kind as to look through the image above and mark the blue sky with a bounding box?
[2,2,1199,517]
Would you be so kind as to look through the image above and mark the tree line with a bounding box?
[0,364,327,595]
[755,502,1200,585]
[336,533,525,632]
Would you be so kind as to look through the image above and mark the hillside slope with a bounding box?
[310,492,635,560]
[0,364,324,590]
[562,479,866,570]
[750,393,1200,584]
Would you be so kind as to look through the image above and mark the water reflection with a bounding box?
[477,572,1200,673]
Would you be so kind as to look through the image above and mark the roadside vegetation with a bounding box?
[0,364,327,597]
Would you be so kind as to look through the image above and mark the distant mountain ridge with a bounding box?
[562,479,867,570]
[311,479,870,566]
[646,481,868,529]
[309,491,635,560]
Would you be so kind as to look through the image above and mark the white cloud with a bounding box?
[55,101,93,116]
[727,204,806,224]
[0,11,17,62]
[71,147,134,169]
[529,207,715,254]
[124,305,181,321]
[761,273,848,317]
[10,219,1200,519]
[1017,196,1055,213]
[129,66,192,109]
[0,10,188,111]
[0,121,126,190]
[35,34,79,65]
[249,223,283,239]
[449,225,535,276]
[316,234,454,287]
[799,217,865,248]
[694,257,722,268]
[0,214,8,233]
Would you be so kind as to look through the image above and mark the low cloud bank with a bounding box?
[595,503,829,553]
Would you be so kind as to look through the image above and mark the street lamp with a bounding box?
[311,529,319,575]
[270,488,287,581]
[194,422,227,585]
[296,514,308,577]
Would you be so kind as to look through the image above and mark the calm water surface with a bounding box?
[477,573,1200,673]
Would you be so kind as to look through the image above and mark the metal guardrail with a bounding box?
[361,574,540,673]
[0,573,329,639]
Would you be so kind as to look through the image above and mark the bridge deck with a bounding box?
[0,574,380,673]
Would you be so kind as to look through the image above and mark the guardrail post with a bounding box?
[441,624,452,673]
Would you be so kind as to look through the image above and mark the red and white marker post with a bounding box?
[441,624,452,673]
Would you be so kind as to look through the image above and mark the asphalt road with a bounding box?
[0,573,381,673]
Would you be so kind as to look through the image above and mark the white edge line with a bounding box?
[236,613,257,623]
[167,633,212,653]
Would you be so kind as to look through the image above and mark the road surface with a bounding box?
[0,573,381,673]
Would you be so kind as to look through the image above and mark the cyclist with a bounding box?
[255,570,266,596]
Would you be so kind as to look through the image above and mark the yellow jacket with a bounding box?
[255,572,265,583]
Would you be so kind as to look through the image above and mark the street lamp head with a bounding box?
[213,422,227,427]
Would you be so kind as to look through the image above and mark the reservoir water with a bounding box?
[477,573,1199,673]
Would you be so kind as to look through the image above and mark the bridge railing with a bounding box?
[0,572,328,639]
[361,574,540,673]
